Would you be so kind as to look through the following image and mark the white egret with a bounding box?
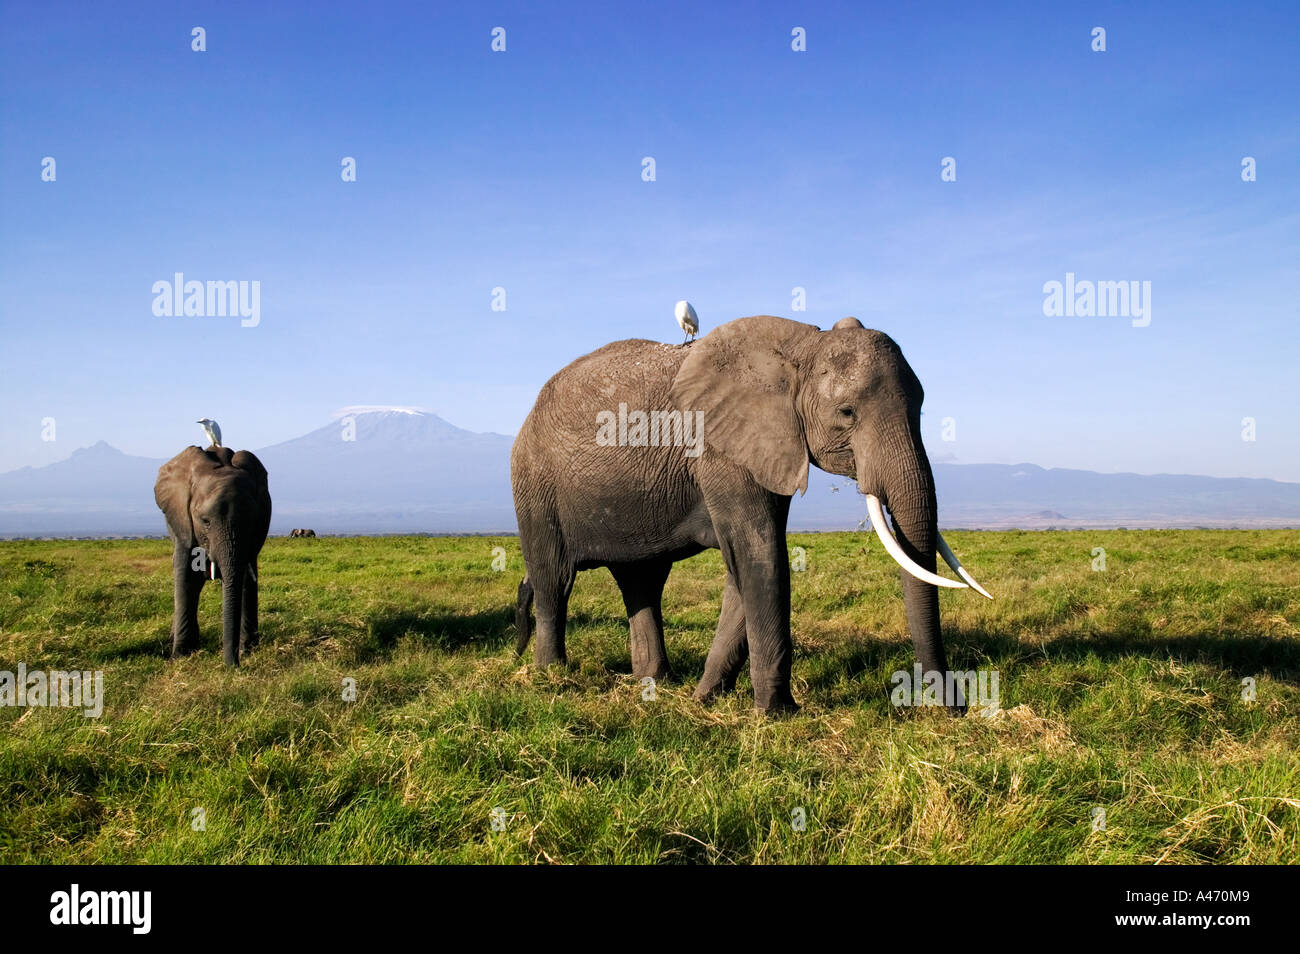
[197,418,222,447]
[675,300,699,343]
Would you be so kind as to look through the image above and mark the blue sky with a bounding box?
[2,0,1297,480]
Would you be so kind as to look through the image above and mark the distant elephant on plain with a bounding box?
[289,528,316,538]
[155,445,271,666]
[512,315,990,712]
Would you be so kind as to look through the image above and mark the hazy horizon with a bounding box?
[5,405,1300,488]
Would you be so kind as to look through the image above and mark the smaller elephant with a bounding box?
[155,445,271,665]
[289,528,316,538]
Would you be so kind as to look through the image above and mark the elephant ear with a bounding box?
[231,450,272,546]
[230,449,268,487]
[154,446,209,543]
[669,315,819,496]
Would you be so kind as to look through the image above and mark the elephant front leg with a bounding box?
[707,490,798,713]
[170,542,204,657]
[240,563,260,655]
[694,571,748,702]
[736,556,797,713]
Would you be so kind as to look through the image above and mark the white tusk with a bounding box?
[865,494,968,590]
[937,532,993,600]
[210,559,216,581]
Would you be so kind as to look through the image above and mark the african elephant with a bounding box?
[511,315,990,712]
[289,529,316,538]
[154,445,272,666]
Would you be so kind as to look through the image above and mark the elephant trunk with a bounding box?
[210,534,246,667]
[863,425,960,709]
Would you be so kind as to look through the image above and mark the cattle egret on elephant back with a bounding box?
[197,418,222,447]
[675,300,699,343]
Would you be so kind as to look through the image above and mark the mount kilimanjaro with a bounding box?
[1,409,1297,537]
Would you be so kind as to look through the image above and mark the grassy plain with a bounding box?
[1,530,1296,863]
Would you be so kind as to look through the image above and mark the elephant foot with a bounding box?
[633,663,673,683]
[170,639,200,659]
[239,632,261,654]
[693,675,735,704]
[753,685,800,715]
[534,651,569,669]
[694,663,745,703]
[757,698,801,717]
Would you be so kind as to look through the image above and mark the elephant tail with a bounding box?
[514,577,534,656]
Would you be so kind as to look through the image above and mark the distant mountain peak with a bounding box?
[332,405,435,419]
[4,417,1298,537]
[257,407,509,456]
[72,440,123,457]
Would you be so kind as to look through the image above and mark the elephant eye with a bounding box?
[837,405,855,420]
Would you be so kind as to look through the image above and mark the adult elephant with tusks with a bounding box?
[511,315,992,713]
[155,445,271,666]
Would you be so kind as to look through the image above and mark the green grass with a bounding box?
[1,530,1297,863]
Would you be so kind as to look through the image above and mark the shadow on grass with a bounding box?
[358,607,518,661]
[84,634,172,665]
[356,594,678,667]
[594,646,711,682]
[1030,630,1300,683]
[365,603,1298,695]
[799,625,1300,695]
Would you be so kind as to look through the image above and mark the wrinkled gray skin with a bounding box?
[155,445,271,666]
[512,315,954,713]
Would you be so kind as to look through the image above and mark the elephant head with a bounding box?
[671,315,989,690]
[154,445,272,665]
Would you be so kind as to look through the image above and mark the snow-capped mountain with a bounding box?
[1,409,1298,537]
[255,409,515,532]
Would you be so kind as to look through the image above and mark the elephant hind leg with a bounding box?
[529,564,575,668]
[694,570,748,702]
[609,560,673,681]
[514,577,535,656]
[516,503,575,668]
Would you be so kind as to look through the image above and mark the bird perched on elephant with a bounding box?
[154,444,271,666]
[511,315,990,713]
[675,300,699,343]
[197,418,222,447]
